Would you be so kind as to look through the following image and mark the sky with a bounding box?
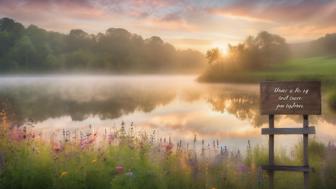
[1,0,336,52]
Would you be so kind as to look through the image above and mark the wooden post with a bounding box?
[260,81,320,189]
[269,114,274,189]
[303,115,309,189]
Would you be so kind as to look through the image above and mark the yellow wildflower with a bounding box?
[1,111,8,130]
[59,171,68,178]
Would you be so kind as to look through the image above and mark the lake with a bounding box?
[1,75,335,153]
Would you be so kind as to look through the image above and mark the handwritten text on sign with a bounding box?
[260,81,321,115]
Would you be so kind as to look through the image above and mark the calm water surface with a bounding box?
[1,75,335,152]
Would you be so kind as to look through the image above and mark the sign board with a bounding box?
[260,81,321,115]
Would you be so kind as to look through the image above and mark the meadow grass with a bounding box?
[0,111,336,189]
[0,122,336,189]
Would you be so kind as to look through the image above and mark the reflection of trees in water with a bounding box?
[203,86,336,127]
[1,80,335,128]
[206,90,267,127]
[178,83,268,127]
[0,84,175,125]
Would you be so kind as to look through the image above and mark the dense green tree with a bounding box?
[10,35,37,70]
[227,31,290,69]
[0,17,205,73]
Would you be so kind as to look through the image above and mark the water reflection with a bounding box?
[0,76,177,124]
[0,75,335,150]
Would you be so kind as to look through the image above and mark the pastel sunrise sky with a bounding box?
[1,0,336,52]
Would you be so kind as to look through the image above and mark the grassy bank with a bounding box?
[253,57,336,82]
[0,123,336,189]
[199,56,336,83]
[198,56,336,110]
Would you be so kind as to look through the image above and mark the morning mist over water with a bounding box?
[1,75,336,153]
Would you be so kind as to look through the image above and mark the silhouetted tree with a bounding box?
[206,48,220,65]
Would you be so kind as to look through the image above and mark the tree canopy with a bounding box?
[226,31,290,69]
[0,17,205,73]
[204,31,290,71]
[199,31,290,82]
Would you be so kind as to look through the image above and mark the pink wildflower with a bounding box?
[115,165,124,174]
[53,142,63,153]
[165,143,174,154]
[108,133,115,144]
[237,162,249,174]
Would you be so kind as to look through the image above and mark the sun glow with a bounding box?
[210,42,229,55]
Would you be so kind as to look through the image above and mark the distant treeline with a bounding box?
[0,18,205,73]
[199,31,290,82]
[291,33,336,57]
[199,30,336,82]
[205,31,291,70]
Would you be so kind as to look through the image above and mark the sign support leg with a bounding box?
[303,115,309,189]
[269,114,274,189]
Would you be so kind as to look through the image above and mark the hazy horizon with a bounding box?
[1,0,336,53]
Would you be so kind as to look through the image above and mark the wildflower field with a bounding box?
[0,113,336,189]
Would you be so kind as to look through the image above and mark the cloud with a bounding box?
[170,38,212,46]
[0,0,198,33]
[141,110,261,140]
[0,0,108,20]
[274,24,336,41]
[208,0,336,26]
[203,0,336,42]
[142,17,199,32]
[1,0,336,50]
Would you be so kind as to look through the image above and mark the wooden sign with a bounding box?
[260,81,321,115]
[260,80,321,189]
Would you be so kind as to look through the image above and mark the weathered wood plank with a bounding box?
[261,127,315,135]
[261,165,311,172]
[260,81,321,115]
